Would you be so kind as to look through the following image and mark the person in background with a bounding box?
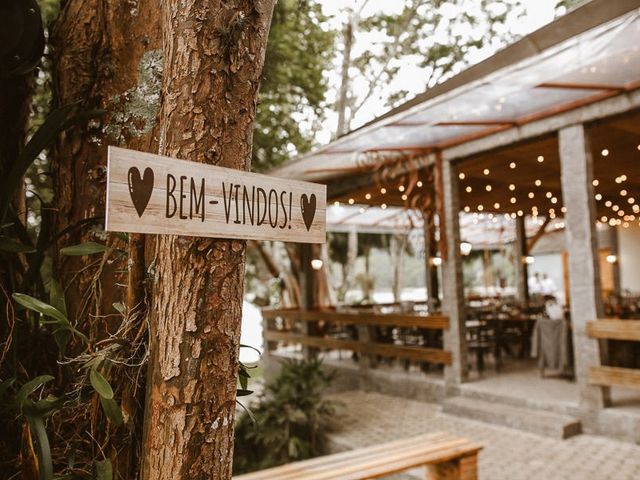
[528,272,542,295]
[541,273,557,296]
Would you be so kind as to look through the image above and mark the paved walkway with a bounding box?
[327,390,640,480]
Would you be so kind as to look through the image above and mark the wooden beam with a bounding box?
[527,216,551,251]
[262,308,450,329]
[434,120,517,127]
[586,320,640,341]
[536,82,625,92]
[264,330,452,365]
[589,366,640,389]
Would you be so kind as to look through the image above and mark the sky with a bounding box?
[310,0,563,145]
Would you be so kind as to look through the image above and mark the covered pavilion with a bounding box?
[264,0,640,441]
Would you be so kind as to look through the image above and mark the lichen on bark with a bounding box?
[105,49,163,144]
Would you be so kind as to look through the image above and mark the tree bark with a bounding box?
[51,0,162,319]
[335,18,353,138]
[142,1,275,478]
[51,2,162,477]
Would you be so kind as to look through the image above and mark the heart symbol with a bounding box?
[300,193,316,231]
[128,166,154,217]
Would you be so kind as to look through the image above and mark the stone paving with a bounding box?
[327,390,640,480]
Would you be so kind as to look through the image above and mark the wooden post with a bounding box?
[423,210,440,311]
[558,123,610,411]
[440,157,468,390]
[299,243,316,358]
[515,215,529,306]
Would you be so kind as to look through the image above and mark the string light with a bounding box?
[365,193,372,200]
[601,149,609,156]
[592,180,600,187]
[551,197,558,204]
[528,192,535,199]
[401,194,408,201]
[478,205,484,211]
[494,202,500,209]
[464,206,471,212]
[485,185,492,192]
[546,192,553,199]
[509,184,515,191]
[348,198,355,204]
[466,186,472,193]
[510,162,516,169]
[334,201,340,207]
[380,187,387,194]
[605,200,612,207]
[510,197,516,204]
[458,173,466,180]
[621,189,627,196]
[595,193,602,200]
[417,181,423,187]
[561,206,567,213]
[628,197,635,204]
[381,203,387,209]
[398,185,405,192]
[535,179,542,186]
[537,155,544,163]
[483,168,490,175]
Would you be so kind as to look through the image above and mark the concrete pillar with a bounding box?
[558,124,610,411]
[515,215,530,306]
[441,159,468,390]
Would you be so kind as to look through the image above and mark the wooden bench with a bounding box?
[234,432,482,480]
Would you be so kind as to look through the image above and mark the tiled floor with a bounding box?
[327,390,640,480]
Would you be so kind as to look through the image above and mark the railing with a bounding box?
[586,319,640,389]
[262,308,452,366]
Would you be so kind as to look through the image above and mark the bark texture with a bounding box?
[143,1,275,478]
[51,0,162,321]
[51,2,162,477]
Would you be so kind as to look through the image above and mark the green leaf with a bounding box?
[27,414,53,480]
[99,397,124,427]
[236,389,253,397]
[0,236,36,253]
[60,242,110,256]
[1,104,78,223]
[112,302,125,314]
[16,375,54,410]
[12,293,69,324]
[48,279,67,317]
[90,367,114,399]
[95,458,113,480]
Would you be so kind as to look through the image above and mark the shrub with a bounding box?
[233,357,338,475]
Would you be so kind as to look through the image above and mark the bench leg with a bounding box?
[425,453,478,480]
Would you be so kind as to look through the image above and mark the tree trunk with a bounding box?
[51,0,162,321]
[51,2,162,477]
[142,1,275,478]
[335,19,353,137]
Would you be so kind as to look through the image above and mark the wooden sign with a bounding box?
[105,147,326,243]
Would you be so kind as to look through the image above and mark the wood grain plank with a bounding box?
[586,320,640,341]
[105,146,326,243]
[264,331,452,365]
[588,366,640,389]
[261,308,449,330]
[234,433,481,480]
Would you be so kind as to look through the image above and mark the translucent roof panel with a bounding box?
[274,9,640,182]
[327,205,564,249]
